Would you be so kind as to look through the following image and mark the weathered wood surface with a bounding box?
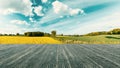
[0,44,120,68]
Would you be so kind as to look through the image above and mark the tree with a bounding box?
[111,28,120,34]
[9,34,13,36]
[61,34,63,36]
[24,32,32,36]
[0,34,2,36]
[24,32,44,37]
[4,34,8,36]
[51,30,56,37]
[16,33,20,36]
[44,33,50,37]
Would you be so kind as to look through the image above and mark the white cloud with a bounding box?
[11,20,29,25]
[0,0,32,16]
[34,6,44,16]
[29,17,37,23]
[0,21,22,34]
[42,0,48,3]
[52,1,69,14]
[70,13,120,34]
[69,9,84,16]
[0,8,17,15]
[22,0,32,15]
[52,1,84,16]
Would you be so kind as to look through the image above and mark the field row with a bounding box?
[0,44,120,68]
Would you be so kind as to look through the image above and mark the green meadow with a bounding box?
[55,35,120,44]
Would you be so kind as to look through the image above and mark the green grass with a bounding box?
[55,35,120,44]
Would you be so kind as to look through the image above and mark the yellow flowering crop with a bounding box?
[0,36,62,44]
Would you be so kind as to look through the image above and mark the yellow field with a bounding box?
[0,36,62,44]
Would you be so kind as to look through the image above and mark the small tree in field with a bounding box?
[51,30,56,37]
[61,34,63,36]
[16,33,20,36]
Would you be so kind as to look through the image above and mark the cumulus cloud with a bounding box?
[11,20,29,25]
[0,0,32,16]
[52,1,84,16]
[34,6,44,16]
[0,0,45,23]
[0,8,16,15]
[69,9,84,16]
[42,0,48,3]
[52,1,68,14]
[29,17,37,23]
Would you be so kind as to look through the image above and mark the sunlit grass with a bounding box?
[55,35,120,44]
[0,36,62,44]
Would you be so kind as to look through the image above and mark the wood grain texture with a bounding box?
[0,44,120,68]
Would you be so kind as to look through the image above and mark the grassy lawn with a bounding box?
[55,35,120,44]
[0,36,62,44]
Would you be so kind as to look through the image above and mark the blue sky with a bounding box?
[0,0,120,35]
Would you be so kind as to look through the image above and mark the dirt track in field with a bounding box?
[0,44,120,68]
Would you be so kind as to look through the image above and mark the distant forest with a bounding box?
[84,28,120,36]
[0,28,120,37]
[0,30,56,37]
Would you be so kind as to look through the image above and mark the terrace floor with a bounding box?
[0,44,120,68]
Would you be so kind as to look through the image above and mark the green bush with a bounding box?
[24,32,47,37]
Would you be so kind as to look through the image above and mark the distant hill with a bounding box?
[85,28,120,36]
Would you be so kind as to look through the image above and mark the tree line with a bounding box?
[0,28,120,37]
[0,30,57,37]
[85,28,120,36]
